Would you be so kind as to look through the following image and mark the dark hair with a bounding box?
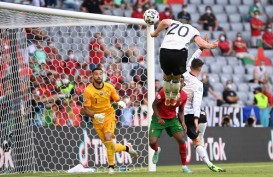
[92,67,103,73]
[247,117,255,124]
[191,58,204,70]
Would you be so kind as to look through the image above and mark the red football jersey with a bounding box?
[155,88,187,119]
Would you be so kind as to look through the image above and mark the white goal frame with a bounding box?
[0,1,156,172]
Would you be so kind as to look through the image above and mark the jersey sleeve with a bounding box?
[193,83,203,117]
[83,89,92,107]
[110,84,120,102]
[179,91,188,109]
[155,88,165,103]
[186,48,202,71]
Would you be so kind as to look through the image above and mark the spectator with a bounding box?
[177,4,191,24]
[223,80,240,105]
[155,79,161,93]
[263,84,273,106]
[105,47,120,64]
[130,56,147,85]
[25,28,48,41]
[221,114,232,127]
[262,23,273,49]
[44,40,58,60]
[253,87,269,127]
[63,0,79,11]
[252,61,269,84]
[246,0,262,22]
[201,73,223,106]
[250,10,265,47]
[116,96,135,126]
[198,6,224,31]
[159,7,174,21]
[134,0,150,10]
[114,38,125,58]
[131,5,145,19]
[218,33,233,56]
[81,0,104,14]
[34,41,46,65]
[245,116,256,127]
[89,33,108,70]
[233,32,255,61]
[103,0,115,10]
[32,0,44,7]
[127,80,136,96]
[64,50,80,78]
[56,78,75,98]
[122,50,135,63]
[109,70,124,89]
[254,47,272,66]
[47,54,65,75]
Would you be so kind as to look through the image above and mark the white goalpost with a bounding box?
[0,2,156,173]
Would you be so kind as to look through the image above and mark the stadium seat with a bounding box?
[211,31,223,40]
[229,0,242,5]
[248,48,257,56]
[226,56,239,66]
[104,9,113,15]
[229,14,242,23]
[190,0,202,5]
[171,4,182,13]
[222,65,233,74]
[202,64,209,73]
[200,30,212,39]
[237,92,248,102]
[231,23,244,31]
[187,4,197,13]
[216,0,228,5]
[204,0,215,5]
[233,75,245,83]
[219,23,230,31]
[259,14,268,22]
[212,5,224,14]
[242,0,253,5]
[113,8,124,16]
[197,5,207,15]
[261,0,269,5]
[226,31,237,41]
[225,5,238,14]
[210,64,222,73]
[220,74,232,84]
[127,29,137,37]
[238,5,250,18]
[245,74,253,82]
[248,83,260,92]
[124,10,133,17]
[241,32,251,44]
[213,83,224,92]
[243,22,251,31]
[233,65,245,75]
[191,13,200,23]
[203,56,215,64]
[216,13,228,23]
[208,73,220,84]
[157,4,168,12]
[266,66,273,75]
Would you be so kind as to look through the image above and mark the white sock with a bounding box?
[196,145,212,165]
[198,123,207,147]
[171,82,180,99]
[163,80,172,99]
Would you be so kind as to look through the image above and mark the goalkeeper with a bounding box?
[82,67,138,174]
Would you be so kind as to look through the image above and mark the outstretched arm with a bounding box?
[150,19,171,37]
[194,36,218,49]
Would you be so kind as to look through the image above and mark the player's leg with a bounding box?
[170,75,181,106]
[160,48,173,106]
[168,118,191,173]
[198,112,208,147]
[149,115,164,164]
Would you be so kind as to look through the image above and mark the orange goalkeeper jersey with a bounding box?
[83,82,120,122]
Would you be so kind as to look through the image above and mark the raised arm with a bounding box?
[194,36,218,49]
[150,19,171,37]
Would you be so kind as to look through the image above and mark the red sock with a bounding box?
[150,143,158,152]
[179,143,187,166]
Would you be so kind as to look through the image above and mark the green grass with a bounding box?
[3,162,273,177]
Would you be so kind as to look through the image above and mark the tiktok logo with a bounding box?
[268,130,273,160]
[78,129,91,167]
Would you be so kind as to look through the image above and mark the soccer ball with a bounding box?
[143,9,159,25]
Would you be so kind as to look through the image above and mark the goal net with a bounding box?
[0,2,155,173]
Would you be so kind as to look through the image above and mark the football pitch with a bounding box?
[3,162,273,177]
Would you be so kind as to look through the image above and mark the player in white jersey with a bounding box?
[150,19,218,107]
[182,57,225,172]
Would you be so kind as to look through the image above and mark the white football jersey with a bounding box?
[182,71,203,117]
[160,20,200,50]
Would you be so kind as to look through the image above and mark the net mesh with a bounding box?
[0,6,149,173]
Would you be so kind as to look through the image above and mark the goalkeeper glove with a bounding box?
[94,113,105,123]
[117,101,126,108]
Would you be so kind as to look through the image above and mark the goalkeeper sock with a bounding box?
[196,145,212,165]
[150,143,158,152]
[162,80,172,99]
[104,141,115,166]
[179,143,187,166]
[115,143,126,152]
[171,82,181,99]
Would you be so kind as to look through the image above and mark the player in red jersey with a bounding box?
[149,77,191,173]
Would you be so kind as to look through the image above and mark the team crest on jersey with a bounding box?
[83,97,86,103]
[106,91,109,95]
[157,94,161,99]
[99,91,103,96]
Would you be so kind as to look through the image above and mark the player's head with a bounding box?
[190,58,204,76]
[92,67,103,84]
